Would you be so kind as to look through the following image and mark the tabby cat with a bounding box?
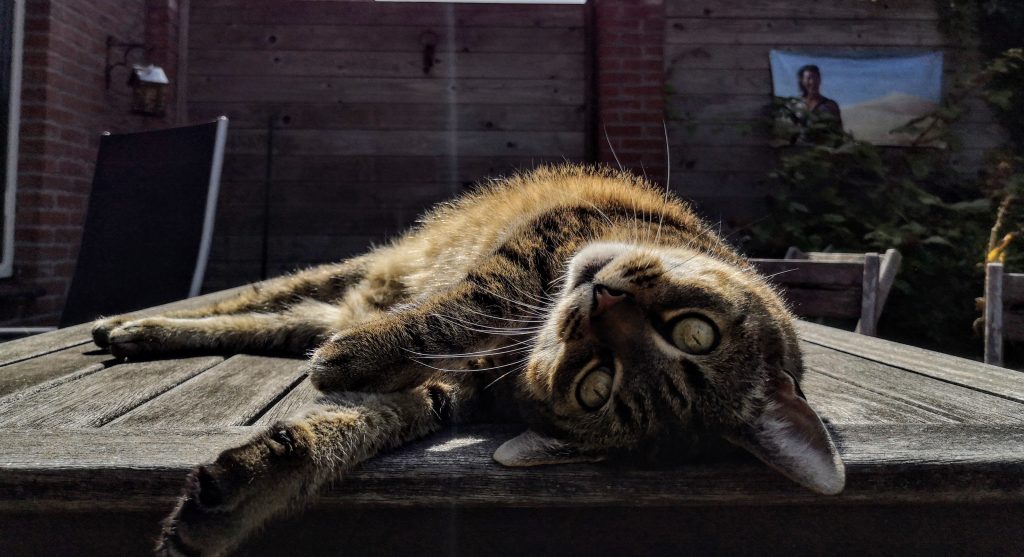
[91,165,844,556]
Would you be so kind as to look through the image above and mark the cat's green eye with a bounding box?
[577,367,613,410]
[670,315,719,355]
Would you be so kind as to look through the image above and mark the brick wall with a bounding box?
[4,0,180,325]
[594,0,667,183]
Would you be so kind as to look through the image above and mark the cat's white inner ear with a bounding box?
[494,429,605,467]
[726,373,846,495]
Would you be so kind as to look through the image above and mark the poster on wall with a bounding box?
[769,50,944,147]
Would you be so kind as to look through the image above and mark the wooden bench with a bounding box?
[983,262,1024,366]
[750,248,902,336]
[1,287,1022,555]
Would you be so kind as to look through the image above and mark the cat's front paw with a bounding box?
[91,316,129,348]
[105,321,167,360]
[159,426,310,556]
[307,330,382,391]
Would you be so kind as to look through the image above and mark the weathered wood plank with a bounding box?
[785,288,862,320]
[0,287,246,367]
[669,171,769,198]
[664,18,947,46]
[857,253,880,336]
[1,424,1022,512]
[798,320,1024,404]
[665,0,939,19]
[1003,270,1024,305]
[254,378,323,425]
[985,262,1003,365]
[0,344,112,398]
[108,355,307,428]
[219,155,575,186]
[190,50,585,80]
[669,122,770,147]
[666,44,967,72]
[228,129,585,158]
[0,356,224,428]
[750,260,865,287]
[667,93,994,125]
[188,76,584,105]
[190,23,585,53]
[191,2,585,27]
[800,368,956,425]
[192,103,586,132]
[801,343,1024,423]
[666,69,771,96]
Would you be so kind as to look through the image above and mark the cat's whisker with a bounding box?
[604,126,623,171]
[483,362,529,390]
[410,356,531,376]
[429,313,543,337]
[449,303,548,325]
[654,120,671,245]
[401,343,531,360]
[474,285,553,314]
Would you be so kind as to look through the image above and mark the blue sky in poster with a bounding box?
[769,51,943,107]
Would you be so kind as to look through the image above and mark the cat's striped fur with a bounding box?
[92,165,844,556]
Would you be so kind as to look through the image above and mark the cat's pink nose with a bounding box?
[592,284,627,317]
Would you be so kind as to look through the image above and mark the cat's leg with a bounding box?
[158,381,462,557]
[309,276,540,392]
[92,256,371,348]
[102,300,344,359]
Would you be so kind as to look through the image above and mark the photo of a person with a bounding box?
[796,64,842,129]
[770,51,944,147]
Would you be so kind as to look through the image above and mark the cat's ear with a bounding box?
[725,371,845,495]
[493,429,606,467]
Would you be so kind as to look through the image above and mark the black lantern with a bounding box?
[128,64,169,117]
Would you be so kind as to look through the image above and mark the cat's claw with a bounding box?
[105,324,159,360]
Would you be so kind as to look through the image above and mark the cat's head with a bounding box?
[496,241,845,495]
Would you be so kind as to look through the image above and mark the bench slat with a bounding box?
[108,355,307,428]
[800,368,956,425]
[0,356,223,428]
[1,424,1021,512]
[1003,271,1024,305]
[253,378,322,425]
[798,320,1024,403]
[0,344,113,398]
[750,259,865,287]
[802,343,1024,423]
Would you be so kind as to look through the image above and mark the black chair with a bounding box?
[0,117,228,342]
[57,117,229,327]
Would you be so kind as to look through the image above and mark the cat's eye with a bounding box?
[670,315,719,354]
[577,367,613,410]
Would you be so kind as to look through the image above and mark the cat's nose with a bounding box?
[592,284,627,317]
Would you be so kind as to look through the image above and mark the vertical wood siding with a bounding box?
[663,0,1004,226]
[188,0,588,290]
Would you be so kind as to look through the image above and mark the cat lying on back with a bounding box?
[91,165,844,556]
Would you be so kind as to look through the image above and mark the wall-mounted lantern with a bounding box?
[105,35,169,117]
[128,64,168,117]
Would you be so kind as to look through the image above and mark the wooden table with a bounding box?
[1,290,1022,556]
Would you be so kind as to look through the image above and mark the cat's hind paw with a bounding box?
[158,426,309,557]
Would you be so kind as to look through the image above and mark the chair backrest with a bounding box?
[983,262,1024,366]
[59,117,228,327]
[750,247,902,336]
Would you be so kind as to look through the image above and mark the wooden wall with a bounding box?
[187,0,589,290]
[663,0,1006,226]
